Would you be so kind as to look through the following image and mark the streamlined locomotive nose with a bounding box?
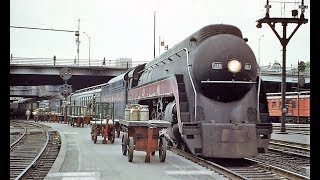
[192,34,257,102]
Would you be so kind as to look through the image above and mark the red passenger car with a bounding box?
[267,91,310,123]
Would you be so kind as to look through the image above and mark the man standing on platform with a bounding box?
[26,109,31,120]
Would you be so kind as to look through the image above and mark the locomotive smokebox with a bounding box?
[192,34,257,102]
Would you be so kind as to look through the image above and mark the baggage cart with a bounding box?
[120,119,170,163]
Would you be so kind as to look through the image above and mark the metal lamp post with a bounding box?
[83,32,91,66]
[258,35,264,68]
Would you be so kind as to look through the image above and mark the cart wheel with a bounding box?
[159,137,167,162]
[93,134,97,143]
[93,129,97,143]
[122,134,128,155]
[128,137,134,162]
[110,129,116,143]
[117,130,120,138]
[91,128,94,140]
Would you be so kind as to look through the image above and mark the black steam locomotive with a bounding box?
[71,24,272,158]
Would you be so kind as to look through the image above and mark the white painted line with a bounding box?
[61,132,78,134]
[164,170,215,175]
[45,172,100,180]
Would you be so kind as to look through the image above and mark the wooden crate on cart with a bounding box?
[55,106,64,123]
[90,102,119,144]
[67,106,85,127]
[83,104,94,125]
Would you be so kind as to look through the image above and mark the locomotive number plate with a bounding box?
[212,62,223,70]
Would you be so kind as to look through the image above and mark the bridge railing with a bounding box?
[10,56,148,68]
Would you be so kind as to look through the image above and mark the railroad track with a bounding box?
[269,139,310,157]
[10,121,61,180]
[248,139,310,177]
[26,131,61,179]
[10,122,26,148]
[168,146,310,180]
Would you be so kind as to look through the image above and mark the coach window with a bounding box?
[272,101,276,108]
[292,100,296,108]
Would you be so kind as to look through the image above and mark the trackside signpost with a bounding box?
[59,67,73,123]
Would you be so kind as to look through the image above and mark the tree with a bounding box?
[305,61,310,73]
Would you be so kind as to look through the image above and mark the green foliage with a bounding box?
[305,61,310,72]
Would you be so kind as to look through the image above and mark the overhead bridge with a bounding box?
[10,85,61,98]
[10,64,130,91]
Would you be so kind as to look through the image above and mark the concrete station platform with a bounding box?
[271,123,310,145]
[38,122,228,180]
[271,131,310,145]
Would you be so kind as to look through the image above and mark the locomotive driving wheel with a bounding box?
[159,137,167,162]
[151,108,157,120]
[151,108,163,120]
[122,133,128,155]
[128,137,134,162]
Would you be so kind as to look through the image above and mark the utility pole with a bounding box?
[297,60,306,123]
[76,18,80,66]
[297,60,300,123]
[256,0,308,133]
[159,36,161,55]
[83,32,91,66]
[153,11,156,59]
[258,35,264,68]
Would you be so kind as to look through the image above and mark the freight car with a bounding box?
[71,24,273,158]
[267,91,310,124]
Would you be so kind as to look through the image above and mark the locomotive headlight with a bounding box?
[227,59,242,73]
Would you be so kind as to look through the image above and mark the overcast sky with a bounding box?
[10,0,310,66]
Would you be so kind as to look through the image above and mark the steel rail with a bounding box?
[168,146,248,180]
[10,122,27,149]
[245,158,310,180]
[14,123,50,180]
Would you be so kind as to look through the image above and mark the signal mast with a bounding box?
[256,0,308,132]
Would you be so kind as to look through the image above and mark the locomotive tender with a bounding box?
[70,24,273,158]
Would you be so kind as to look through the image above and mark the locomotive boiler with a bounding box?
[73,24,273,158]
